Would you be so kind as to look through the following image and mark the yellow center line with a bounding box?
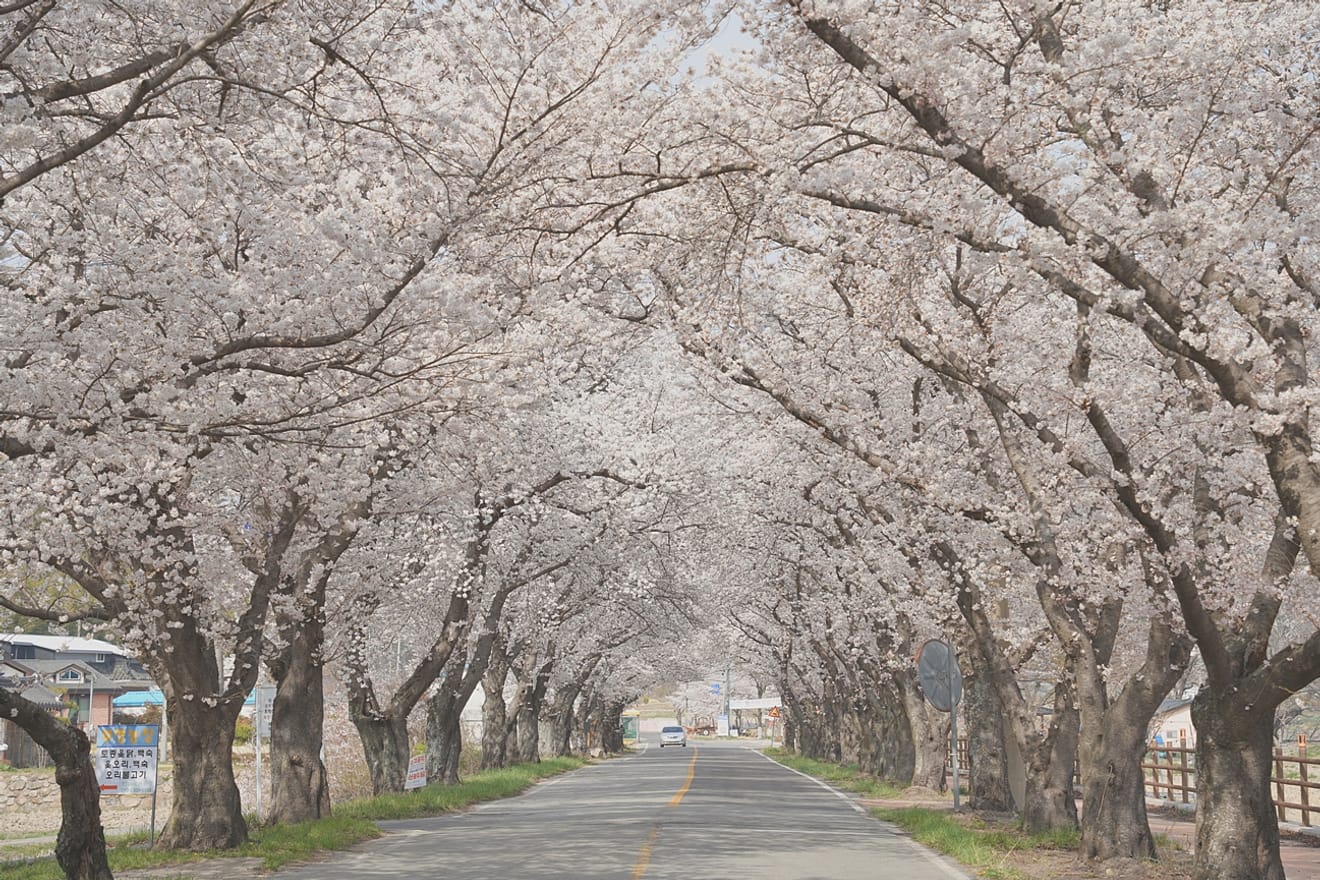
[630,826,661,880]
[668,747,699,807]
[631,747,699,879]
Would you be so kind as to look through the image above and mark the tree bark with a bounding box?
[898,669,946,790]
[1019,680,1080,834]
[480,668,509,770]
[158,696,246,850]
[547,685,580,757]
[1075,608,1190,861]
[349,711,410,795]
[426,683,464,784]
[0,687,112,880]
[267,641,331,825]
[1190,689,1285,880]
[962,667,1013,812]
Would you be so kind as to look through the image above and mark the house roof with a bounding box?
[17,683,65,710]
[0,633,128,656]
[0,658,120,691]
[1157,696,1194,714]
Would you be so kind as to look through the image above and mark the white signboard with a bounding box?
[716,714,730,737]
[405,752,428,790]
[729,697,782,711]
[95,724,159,795]
[255,684,277,737]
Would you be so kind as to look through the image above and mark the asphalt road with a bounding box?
[273,739,970,880]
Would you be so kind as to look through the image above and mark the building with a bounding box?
[0,633,155,731]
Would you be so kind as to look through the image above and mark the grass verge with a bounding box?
[760,748,911,799]
[2,757,586,880]
[763,749,1080,880]
[873,807,1079,880]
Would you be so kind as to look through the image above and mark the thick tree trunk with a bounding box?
[547,686,580,757]
[602,699,626,753]
[426,685,464,784]
[349,711,410,795]
[1019,685,1080,834]
[267,614,331,825]
[0,687,112,880]
[962,669,1013,812]
[897,672,944,790]
[158,698,246,850]
[480,673,509,770]
[1076,714,1156,860]
[267,664,330,825]
[1076,614,1189,861]
[514,694,541,763]
[1191,690,1284,880]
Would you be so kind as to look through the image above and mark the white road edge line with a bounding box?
[751,748,864,814]
[753,748,974,880]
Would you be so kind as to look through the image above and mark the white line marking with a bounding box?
[754,750,973,880]
[752,749,865,814]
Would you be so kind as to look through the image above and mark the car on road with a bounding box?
[659,725,687,747]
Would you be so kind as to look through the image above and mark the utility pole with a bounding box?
[724,663,731,726]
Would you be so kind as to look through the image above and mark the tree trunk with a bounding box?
[1076,713,1156,860]
[897,672,944,789]
[267,658,331,825]
[349,711,410,795]
[158,697,246,850]
[514,693,541,763]
[0,687,112,880]
[481,677,509,770]
[962,669,1013,812]
[1019,683,1080,834]
[1191,689,1284,880]
[426,684,464,784]
[547,686,580,757]
[602,699,626,753]
[1076,612,1190,861]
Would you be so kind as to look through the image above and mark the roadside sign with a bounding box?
[405,752,427,790]
[95,725,159,795]
[916,640,963,711]
[710,683,721,695]
[768,706,780,719]
[255,684,277,737]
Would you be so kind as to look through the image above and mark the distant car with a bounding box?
[659,725,687,747]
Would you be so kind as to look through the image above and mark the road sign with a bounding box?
[916,640,963,711]
[405,752,427,790]
[710,683,721,695]
[768,706,780,719]
[95,724,159,795]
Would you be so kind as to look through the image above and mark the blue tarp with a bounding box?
[112,688,257,707]
[112,689,163,707]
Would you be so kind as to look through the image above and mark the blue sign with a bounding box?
[710,683,721,694]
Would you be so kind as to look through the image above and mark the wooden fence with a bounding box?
[0,719,52,769]
[1143,735,1318,828]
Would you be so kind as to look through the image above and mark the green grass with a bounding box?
[871,807,1079,880]
[761,748,911,799]
[1,757,587,880]
[762,749,1083,880]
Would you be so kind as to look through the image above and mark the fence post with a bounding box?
[1275,748,1288,823]
[1301,734,1311,828]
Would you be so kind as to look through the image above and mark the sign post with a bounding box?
[916,640,964,810]
[254,684,276,819]
[95,724,161,845]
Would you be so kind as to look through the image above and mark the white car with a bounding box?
[659,725,687,747]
